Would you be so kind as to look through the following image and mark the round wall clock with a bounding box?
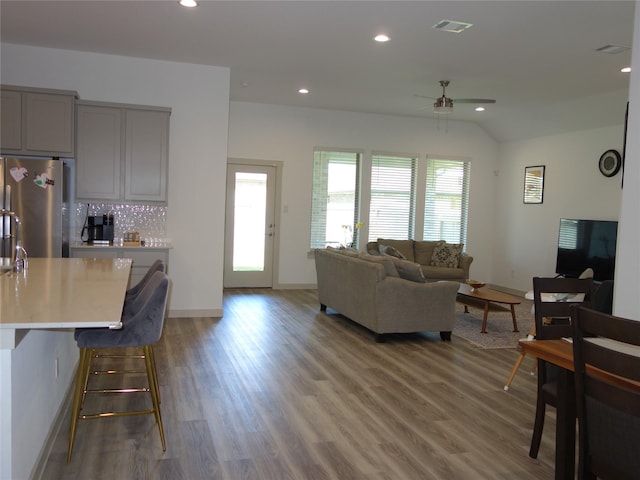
[598,149,622,177]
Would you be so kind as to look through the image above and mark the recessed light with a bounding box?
[298,88,310,94]
[374,34,390,43]
[179,0,198,7]
[475,107,485,112]
[621,67,632,73]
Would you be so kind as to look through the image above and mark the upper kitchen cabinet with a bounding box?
[76,100,171,204]
[1,85,77,157]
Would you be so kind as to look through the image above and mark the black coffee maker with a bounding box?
[86,214,115,244]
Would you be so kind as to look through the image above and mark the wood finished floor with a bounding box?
[42,289,557,479]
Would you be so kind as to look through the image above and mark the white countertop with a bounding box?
[70,242,172,250]
[0,257,132,332]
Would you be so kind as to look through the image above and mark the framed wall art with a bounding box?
[523,165,545,204]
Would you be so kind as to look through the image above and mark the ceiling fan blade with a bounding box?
[413,93,437,100]
[453,98,496,104]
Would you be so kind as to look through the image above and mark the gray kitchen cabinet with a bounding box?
[1,90,22,150]
[1,85,77,157]
[75,100,171,204]
[76,104,122,201]
[124,108,169,202]
[70,246,170,289]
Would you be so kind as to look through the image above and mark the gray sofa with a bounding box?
[366,239,473,282]
[314,247,459,342]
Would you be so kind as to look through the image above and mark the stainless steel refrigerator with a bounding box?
[1,156,66,259]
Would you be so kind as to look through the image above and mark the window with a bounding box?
[423,158,470,245]
[310,150,361,248]
[368,154,417,241]
[310,151,471,250]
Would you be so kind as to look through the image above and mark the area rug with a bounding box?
[453,297,534,349]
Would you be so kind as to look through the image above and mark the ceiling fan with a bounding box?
[415,80,496,114]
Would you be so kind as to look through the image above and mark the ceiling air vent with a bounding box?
[432,20,473,33]
[595,44,630,54]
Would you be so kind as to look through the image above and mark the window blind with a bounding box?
[310,151,360,248]
[368,154,417,241]
[423,158,470,245]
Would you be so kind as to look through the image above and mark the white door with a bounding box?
[224,164,277,288]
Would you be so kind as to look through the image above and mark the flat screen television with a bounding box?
[555,218,618,281]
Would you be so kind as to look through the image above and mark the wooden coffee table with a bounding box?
[457,283,521,333]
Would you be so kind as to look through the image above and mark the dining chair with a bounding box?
[503,324,536,391]
[590,279,614,315]
[67,271,170,462]
[504,268,595,392]
[571,305,640,479]
[528,276,593,459]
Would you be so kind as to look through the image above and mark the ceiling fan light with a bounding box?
[433,96,453,114]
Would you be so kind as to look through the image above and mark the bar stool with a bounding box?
[67,271,170,462]
[126,259,165,301]
[73,260,165,341]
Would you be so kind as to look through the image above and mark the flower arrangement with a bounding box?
[342,221,364,248]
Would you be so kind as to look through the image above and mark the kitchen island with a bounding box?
[70,242,171,289]
[0,257,132,480]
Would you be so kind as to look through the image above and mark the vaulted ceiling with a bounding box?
[1,1,635,142]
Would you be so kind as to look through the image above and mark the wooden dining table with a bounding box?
[519,338,640,480]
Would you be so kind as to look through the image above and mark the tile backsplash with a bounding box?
[74,203,167,243]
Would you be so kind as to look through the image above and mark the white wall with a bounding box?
[495,126,624,292]
[228,102,499,285]
[614,2,640,318]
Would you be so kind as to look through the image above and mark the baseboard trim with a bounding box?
[488,284,526,298]
[169,308,223,318]
[274,283,317,290]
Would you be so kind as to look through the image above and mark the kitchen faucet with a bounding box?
[1,208,27,271]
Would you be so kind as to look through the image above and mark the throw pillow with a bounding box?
[389,257,426,283]
[430,242,464,268]
[366,241,382,256]
[379,245,407,260]
[414,240,443,265]
[359,253,399,277]
[377,238,414,261]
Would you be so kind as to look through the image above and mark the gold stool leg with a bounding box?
[67,347,92,462]
[144,345,166,451]
[148,345,161,404]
